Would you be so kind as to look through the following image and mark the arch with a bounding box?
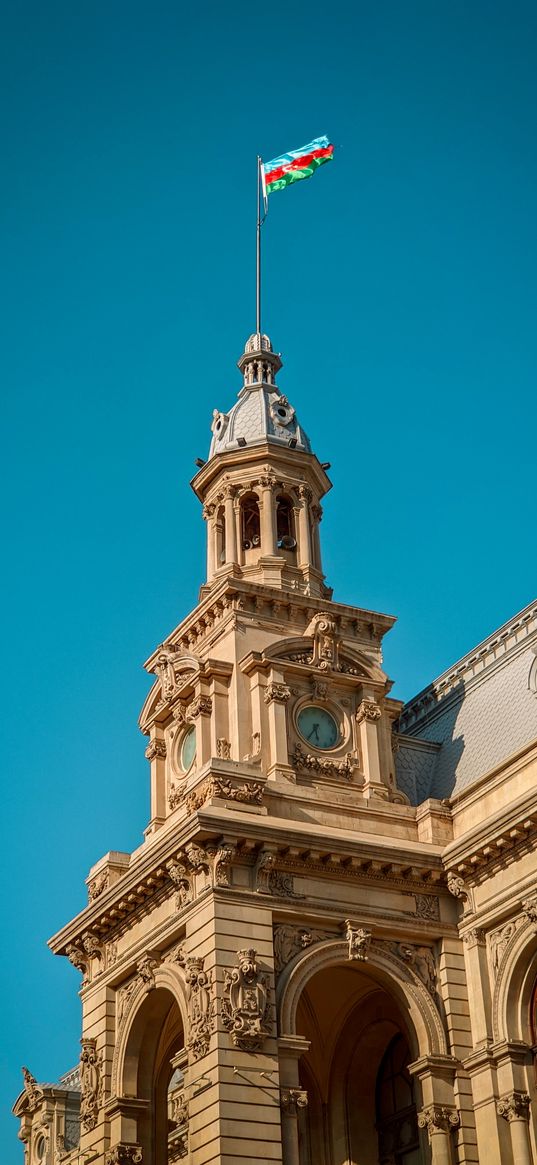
[262,637,385,682]
[138,653,203,731]
[240,491,261,553]
[215,503,226,566]
[275,493,296,550]
[493,917,537,1044]
[113,962,188,1099]
[277,939,447,1058]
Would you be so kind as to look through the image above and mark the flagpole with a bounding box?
[256,155,261,335]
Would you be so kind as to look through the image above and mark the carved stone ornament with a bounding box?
[216,738,231,759]
[255,851,302,898]
[189,696,212,718]
[145,738,166,761]
[418,1106,460,1138]
[21,1067,43,1112]
[312,677,329,701]
[356,700,382,724]
[66,943,88,980]
[167,858,193,909]
[462,928,486,947]
[80,1038,102,1132]
[414,893,440,921]
[292,742,357,781]
[82,931,102,959]
[273,925,333,974]
[496,1091,531,1122]
[386,942,437,996]
[345,922,372,962]
[489,920,519,977]
[305,612,341,671]
[221,948,271,1051]
[185,956,214,1061]
[137,954,159,988]
[105,1147,143,1165]
[117,978,139,1026]
[185,775,263,813]
[88,870,109,901]
[280,1088,308,1113]
[264,682,292,705]
[168,784,183,811]
[521,895,537,927]
[447,872,470,909]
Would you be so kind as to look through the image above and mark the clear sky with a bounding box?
[2,0,536,1156]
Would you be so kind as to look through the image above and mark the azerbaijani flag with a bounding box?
[262,136,334,200]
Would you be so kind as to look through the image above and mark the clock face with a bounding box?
[297,704,339,750]
[180,725,196,772]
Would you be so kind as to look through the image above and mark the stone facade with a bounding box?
[13,333,537,1165]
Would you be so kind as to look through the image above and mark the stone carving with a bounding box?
[395,943,437,996]
[105,1147,143,1165]
[216,738,231,759]
[80,1038,102,1132]
[264,682,291,705]
[345,922,372,962]
[414,894,440,921]
[163,942,186,967]
[356,700,382,724]
[88,870,109,901]
[462,928,486,947]
[144,738,166,761]
[185,956,214,1060]
[66,943,88,981]
[311,677,329,700]
[117,979,139,1025]
[21,1067,43,1111]
[280,1088,308,1113]
[106,940,118,968]
[186,775,264,813]
[292,742,357,780]
[185,842,211,873]
[168,784,184,811]
[273,925,332,974]
[489,921,518,977]
[189,696,212,717]
[167,858,193,909]
[418,1106,460,1138]
[447,872,471,912]
[82,932,102,960]
[521,895,537,927]
[496,1091,531,1122]
[252,731,261,756]
[137,954,158,988]
[221,949,270,1050]
[212,844,236,888]
[305,612,340,671]
[255,851,302,898]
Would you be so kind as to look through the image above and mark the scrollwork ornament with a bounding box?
[345,922,372,962]
[356,700,381,724]
[418,1106,460,1139]
[21,1067,43,1112]
[496,1091,530,1122]
[521,895,537,928]
[185,957,214,1061]
[145,738,166,761]
[79,1038,102,1132]
[280,1088,308,1113]
[221,948,271,1051]
[105,1147,143,1165]
[264,682,291,705]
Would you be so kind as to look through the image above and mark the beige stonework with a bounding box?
[13,334,537,1165]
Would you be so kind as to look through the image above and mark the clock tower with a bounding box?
[20,328,479,1165]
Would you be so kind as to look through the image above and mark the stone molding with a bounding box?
[496,1091,531,1122]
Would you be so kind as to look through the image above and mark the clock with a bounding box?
[297,704,339,750]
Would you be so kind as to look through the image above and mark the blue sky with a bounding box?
[2,0,536,1156]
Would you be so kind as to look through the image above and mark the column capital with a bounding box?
[418,1105,460,1139]
[280,1087,308,1114]
[496,1090,531,1122]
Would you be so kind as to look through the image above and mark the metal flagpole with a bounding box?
[256,155,262,335]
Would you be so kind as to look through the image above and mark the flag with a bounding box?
[262,136,334,201]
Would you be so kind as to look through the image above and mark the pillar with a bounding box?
[418,1105,460,1165]
[497,1091,533,1165]
[278,1035,310,1165]
[224,485,238,565]
[260,477,276,556]
[296,485,313,565]
[203,503,216,581]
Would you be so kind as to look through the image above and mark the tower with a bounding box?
[14,330,537,1165]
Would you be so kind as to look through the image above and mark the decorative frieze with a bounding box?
[185,956,214,1061]
[185,775,264,813]
[418,1106,460,1138]
[292,742,357,780]
[280,1088,308,1113]
[345,921,371,962]
[105,1147,143,1165]
[80,1038,102,1132]
[356,700,381,724]
[221,949,270,1051]
[414,893,440,921]
[496,1091,531,1122]
[264,682,292,705]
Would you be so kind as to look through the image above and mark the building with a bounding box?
[13,331,537,1165]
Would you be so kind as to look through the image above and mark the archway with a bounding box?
[119,986,186,1165]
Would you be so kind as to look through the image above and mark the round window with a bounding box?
[180,725,196,772]
[297,705,340,750]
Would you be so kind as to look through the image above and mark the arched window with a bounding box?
[276,494,296,550]
[215,505,226,565]
[240,493,261,550]
[375,1034,421,1165]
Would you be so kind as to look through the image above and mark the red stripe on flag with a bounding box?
[264,145,333,186]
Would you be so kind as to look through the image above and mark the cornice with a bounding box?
[190,441,333,499]
[443,789,537,883]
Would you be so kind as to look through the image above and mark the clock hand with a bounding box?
[308,724,320,741]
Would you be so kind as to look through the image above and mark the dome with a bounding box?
[208,334,311,460]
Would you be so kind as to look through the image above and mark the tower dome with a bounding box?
[209,333,311,459]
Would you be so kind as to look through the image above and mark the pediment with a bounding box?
[263,636,383,681]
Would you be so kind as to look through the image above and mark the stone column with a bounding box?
[260,477,276,556]
[417,1105,460,1165]
[356,697,386,797]
[144,735,167,831]
[264,676,294,781]
[497,1091,533,1165]
[224,485,238,565]
[296,485,313,564]
[278,1035,310,1165]
[203,503,216,581]
[311,503,322,570]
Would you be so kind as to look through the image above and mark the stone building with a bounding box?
[13,332,537,1165]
